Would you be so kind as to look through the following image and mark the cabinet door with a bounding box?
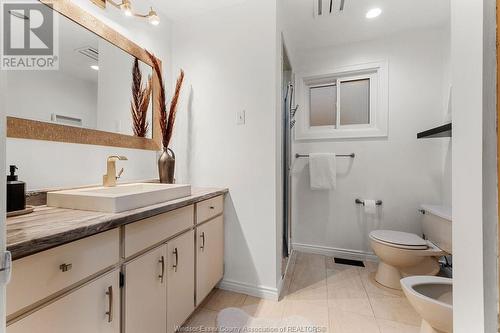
[7,270,120,333]
[167,230,195,333]
[124,245,167,333]
[196,216,224,306]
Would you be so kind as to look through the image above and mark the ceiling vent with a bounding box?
[75,46,99,61]
[314,0,345,18]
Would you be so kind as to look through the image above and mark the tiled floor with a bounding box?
[183,251,422,333]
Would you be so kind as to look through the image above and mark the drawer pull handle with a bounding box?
[172,248,178,272]
[105,286,113,323]
[209,206,215,210]
[200,232,206,251]
[59,263,72,272]
[159,256,165,283]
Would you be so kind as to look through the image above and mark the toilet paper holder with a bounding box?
[355,199,383,206]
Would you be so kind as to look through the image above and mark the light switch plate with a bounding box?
[236,110,246,125]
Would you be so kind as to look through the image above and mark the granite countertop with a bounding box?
[7,187,228,260]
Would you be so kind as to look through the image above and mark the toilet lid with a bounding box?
[370,230,428,249]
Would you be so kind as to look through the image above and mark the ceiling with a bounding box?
[283,0,450,52]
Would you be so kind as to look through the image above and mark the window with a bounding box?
[309,84,336,126]
[296,61,388,140]
[309,78,370,127]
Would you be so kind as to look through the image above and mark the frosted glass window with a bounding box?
[339,79,370,125]
[309,85,336,126]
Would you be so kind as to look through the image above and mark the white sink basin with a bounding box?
[47,183,192,213]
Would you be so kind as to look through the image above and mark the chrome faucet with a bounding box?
[103,155,128,187]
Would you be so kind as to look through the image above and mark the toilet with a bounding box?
[369,205,452,289]
[401,276,453,333]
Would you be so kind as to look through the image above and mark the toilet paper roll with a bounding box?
[364,200,377,215]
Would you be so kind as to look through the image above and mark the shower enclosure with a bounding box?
[281,44,294,276]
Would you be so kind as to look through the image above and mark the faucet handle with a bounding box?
[116,168,124,179]
[107,155,128,161]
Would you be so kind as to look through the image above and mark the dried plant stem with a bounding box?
[146,51,185,150]
[131,57,152,137]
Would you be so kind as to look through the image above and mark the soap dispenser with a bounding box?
[7,165,26,213]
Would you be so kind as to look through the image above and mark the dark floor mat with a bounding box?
[333,257,365,267]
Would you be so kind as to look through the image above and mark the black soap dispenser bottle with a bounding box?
[7,165,26,213]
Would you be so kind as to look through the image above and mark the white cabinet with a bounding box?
[8,269,120,333]
[7,229,119,317]
[8,198,224,333]
[124,245,167,333]
[196,216,224,306]
[167,230,195,333]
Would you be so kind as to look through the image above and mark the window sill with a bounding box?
[295,126,388,141]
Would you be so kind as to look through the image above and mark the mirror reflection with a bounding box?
[5,10,153,138]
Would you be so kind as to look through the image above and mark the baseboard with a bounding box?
[218,279,279,301]
[292,242,379,262]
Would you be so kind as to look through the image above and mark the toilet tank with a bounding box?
[421,204,452,254]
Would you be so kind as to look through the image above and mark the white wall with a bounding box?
[291,28,450,256]
[5,2,173,190]
[172,0,280,298]
[6,70,97,128]
[451,0,498,331]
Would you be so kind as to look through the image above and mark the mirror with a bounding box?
[6,0,161,150]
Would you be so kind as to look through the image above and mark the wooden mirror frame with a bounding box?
[6,0,162,151]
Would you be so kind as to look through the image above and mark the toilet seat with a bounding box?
[400,276,453,309]
[369,230,428,250]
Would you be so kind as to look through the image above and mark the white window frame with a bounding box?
[295,61,388,140]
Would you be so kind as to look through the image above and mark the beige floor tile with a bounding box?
[183,308,219,331]
[286,253,327,303]
[283,300,329,330]
[376,319,420,333]
[203,289,247,312]
[369,296,421,326]
[328,297,374,318]
[329,308,380,333]
[240,296,286,319]
[327,265,374,317]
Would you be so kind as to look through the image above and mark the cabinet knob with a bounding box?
[59,263,72,272]
[209,206,215,210]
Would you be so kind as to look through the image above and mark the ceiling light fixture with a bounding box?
[366,8,382,19]
[90,65,99,71]
[90,0,160,25]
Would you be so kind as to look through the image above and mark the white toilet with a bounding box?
[369,205,452,289]
[401,276,453,333]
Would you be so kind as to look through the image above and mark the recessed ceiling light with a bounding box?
[90,65,99,71]
[366,8,382,19]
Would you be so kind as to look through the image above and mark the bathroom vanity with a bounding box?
[5,187,227,333]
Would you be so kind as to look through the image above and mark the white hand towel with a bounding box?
[309,153,336,190]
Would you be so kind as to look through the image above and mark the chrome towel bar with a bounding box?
[295,153,355,158]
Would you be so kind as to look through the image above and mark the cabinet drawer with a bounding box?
[196,196,223,224]
[7,229,119,317]
[8,269,120,333]
[124,205,194,258]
